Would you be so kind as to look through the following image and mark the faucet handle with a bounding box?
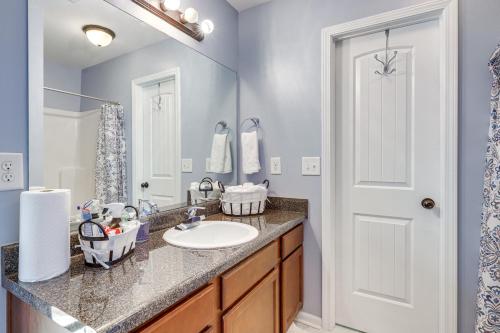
[187,206,206,218]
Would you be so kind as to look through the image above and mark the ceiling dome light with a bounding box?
[200,19,214,34]
[181,8,199,24]
[162,0,180,11]
[82,25,115,47]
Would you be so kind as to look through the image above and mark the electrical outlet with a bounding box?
[0,153,24,191]
[2,173,14,183]
[302,157,321,176]
[2,161,13,171]
[270,157,282,175]
[181,159,193,173]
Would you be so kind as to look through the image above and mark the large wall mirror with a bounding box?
[30,0,237,220]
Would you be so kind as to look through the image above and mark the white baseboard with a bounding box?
[295,311,323,330]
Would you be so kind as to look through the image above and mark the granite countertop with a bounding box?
[2,207,306,333]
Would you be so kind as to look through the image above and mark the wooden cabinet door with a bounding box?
[223,268,280,333]
[139,283,218,333]
[281,246,303,332]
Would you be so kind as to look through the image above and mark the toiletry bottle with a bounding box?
[104,203,125,229]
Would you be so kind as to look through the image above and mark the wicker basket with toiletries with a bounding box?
[189,177,223,204]
[77,220,140,269]
[220,180,269,216]
[76,203,140,269]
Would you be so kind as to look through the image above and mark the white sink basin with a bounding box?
[163,221,259,249]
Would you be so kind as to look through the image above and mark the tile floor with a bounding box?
[288,322,359,333]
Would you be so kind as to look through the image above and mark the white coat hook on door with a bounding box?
[374,29,397,76]
[156,82,162,112]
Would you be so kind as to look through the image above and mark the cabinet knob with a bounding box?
[141,182,149,189]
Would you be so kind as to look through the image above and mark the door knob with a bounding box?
[421,198,435,209]
[141,182,149,189]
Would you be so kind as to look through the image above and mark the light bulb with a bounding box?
[83,25,115,47]
[181,7,199,24]
[201,19,214,34]
[163,0,180,11]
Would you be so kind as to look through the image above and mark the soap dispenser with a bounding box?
[104,203,125,229]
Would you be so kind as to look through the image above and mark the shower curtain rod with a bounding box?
[43,87,120,105]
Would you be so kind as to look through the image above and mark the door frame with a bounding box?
[320,0,458,331]
[131,68,182,206]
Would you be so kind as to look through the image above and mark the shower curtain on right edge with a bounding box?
[476,45,500,333]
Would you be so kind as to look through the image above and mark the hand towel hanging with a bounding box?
[241,131,261,174]
[209,133,232,174]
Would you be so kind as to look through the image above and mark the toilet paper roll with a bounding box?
[19,189,71,282]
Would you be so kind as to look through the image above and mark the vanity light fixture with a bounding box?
[132,0,214,41]
[200,20,214,34]
[161,0,180,11]
[181,7,199,24]
[82,25,115,47]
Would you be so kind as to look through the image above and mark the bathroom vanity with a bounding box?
[2,198,306,333]
[136,224,303,333]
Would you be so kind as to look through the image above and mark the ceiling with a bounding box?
[43,0,167,69]
[226,0,272,12]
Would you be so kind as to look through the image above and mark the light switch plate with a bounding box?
[205,158,212,173]
[302,157,321,176]
[181,159,193,173]
[0,153,24,191]
[270,157,281,175]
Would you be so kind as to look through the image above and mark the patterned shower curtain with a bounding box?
[95,103,128,204]
[476,46,500,333]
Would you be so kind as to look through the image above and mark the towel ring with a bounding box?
[240,117,260,133]
[215,121,229,134]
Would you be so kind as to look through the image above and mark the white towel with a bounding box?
[242,131,261,174]
[210,133,232,174]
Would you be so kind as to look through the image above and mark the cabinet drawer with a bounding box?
[223,268,280,333]
[281,224,303,259]
[222,240,279,310]
[139,283,217,333]
[281,246,303,332]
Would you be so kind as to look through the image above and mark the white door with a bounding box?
[335,20,441,333]
[139,79,180,207]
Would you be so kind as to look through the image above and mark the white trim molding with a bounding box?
[28,0,44,187]
[131,68,182,206]
[296,311,323,331]
[320,0,458,331]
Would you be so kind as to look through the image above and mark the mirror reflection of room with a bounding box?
[41,0,237,220]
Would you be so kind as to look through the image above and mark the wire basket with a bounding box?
[190,177,223,204]
[220,180,269,216]
[77,221,140,269]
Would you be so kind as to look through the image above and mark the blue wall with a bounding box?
[44,59,82,112]
[0,1,29,332]
[238,0,500,331]
[0,0,238,332]
[2,0,499,332]
[80,37,238,198]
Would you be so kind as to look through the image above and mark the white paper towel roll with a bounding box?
[19,189,71,282]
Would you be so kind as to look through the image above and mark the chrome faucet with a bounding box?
[138,199,159,218]
[175,206,206,231]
